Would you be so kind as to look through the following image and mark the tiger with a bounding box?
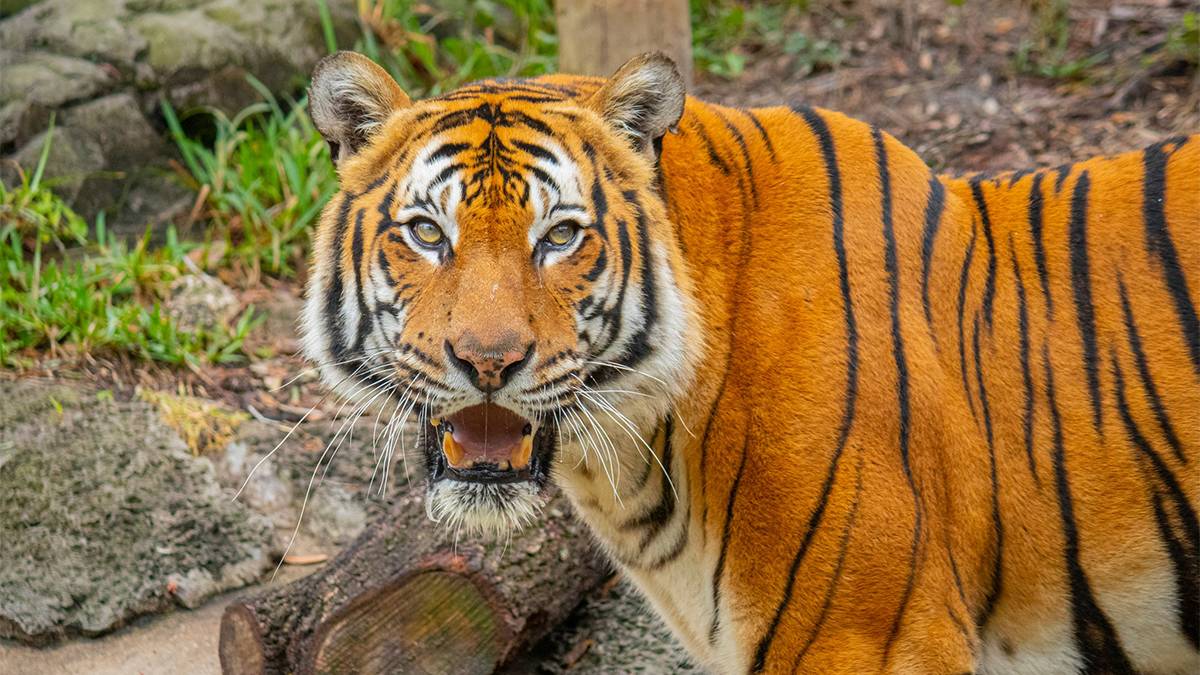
[300,50,1199,674]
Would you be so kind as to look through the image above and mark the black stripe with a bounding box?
[619,418,676,549]
[973,314,1005,627]
[588,158,609,238]
[594,216,633,357]
[1143,139,1200,374]
[716,109,759,208]
[324,194,353,359]
[957,220,980,418]
[1007,167,1035,187]
[920,177,946,344]
[582,246,607,282]
[708,434,749,644]
[790,450,866,670]
[1067,170,1104,432]
[877,127,924,667]
[599,194,661,377]
[644,500,690,570]
[1028,171,1055,318]
[513,139,559,164]
[743,109,778,163]
[1054,163,1072,193]
[1117,275,1185,463]
[751,106,861,672]
[629,423,661,493]
[970,179,999,329]
[428,142,471,163]
[1044,343,1135,673]
[690,115,732,175]
[697,355,733,545]
[1011,241,1040,484]
[1111,351,1200,649]
[430,162,466,188]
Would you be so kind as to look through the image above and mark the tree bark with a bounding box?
[556,0,693,86]
[218,487,608,675]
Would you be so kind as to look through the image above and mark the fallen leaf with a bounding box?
[283,553,329,566]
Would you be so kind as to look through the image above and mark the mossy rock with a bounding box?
[0,379,273,645]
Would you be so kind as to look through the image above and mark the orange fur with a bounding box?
[304,52,1199,674]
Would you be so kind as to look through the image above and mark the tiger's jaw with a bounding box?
[422,402,559,535]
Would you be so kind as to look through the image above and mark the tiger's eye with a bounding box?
[545,222,579,247]
[411,220,444,246]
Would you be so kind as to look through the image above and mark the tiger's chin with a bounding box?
[421,403,559,536]
[425,480,546,536]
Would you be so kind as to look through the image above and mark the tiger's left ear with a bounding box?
[586,52,685,161]
[309,51,411,165]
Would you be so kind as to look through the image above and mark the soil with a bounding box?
[694,0,1198,172]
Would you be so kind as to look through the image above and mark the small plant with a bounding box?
[1165,11,1198,67]
[690,1,833,79]
[1015,0,1107,80]
[162,82,336,282]
[0,130,258,368]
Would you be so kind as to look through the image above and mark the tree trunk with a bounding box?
[556,0,693,86]
[218,487,608,675]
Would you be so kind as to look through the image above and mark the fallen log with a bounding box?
[219,486,608,675]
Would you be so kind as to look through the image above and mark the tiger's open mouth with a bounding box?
[426,402,556,485]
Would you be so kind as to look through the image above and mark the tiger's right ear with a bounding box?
[586,52,685,161]
[309,51,411,165]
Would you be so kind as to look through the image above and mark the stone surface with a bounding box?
[0,378,273,645]
[0,0,358,236]
[164,273,240,332]
[507,579,700,674]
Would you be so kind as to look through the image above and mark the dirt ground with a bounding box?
[696,0,1197,172]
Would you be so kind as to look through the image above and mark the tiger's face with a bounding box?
[302,52,696,534]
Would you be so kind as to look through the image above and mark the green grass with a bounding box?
[1166,11,1198,67]
[163,81,335,282]
[690,0,838,79]
[1015,0,1108,80]
[0,128,258,369]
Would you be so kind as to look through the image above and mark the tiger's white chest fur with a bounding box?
[553,413,736,673]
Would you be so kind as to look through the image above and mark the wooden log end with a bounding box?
[220,604,268,675]
[303,570,508,675]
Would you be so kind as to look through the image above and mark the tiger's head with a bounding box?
[301,51,698,534]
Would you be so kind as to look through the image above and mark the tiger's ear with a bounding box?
[309,51,411,165]
[586,52,685,160]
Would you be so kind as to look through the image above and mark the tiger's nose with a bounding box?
[445,335,534,393]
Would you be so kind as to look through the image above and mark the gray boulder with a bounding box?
[0,0,358,237]
[0,379,274,645]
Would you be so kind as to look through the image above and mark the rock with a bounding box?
[4,125,106,203]
[0,50,115,110]
[164,273,240,332]
[506,578,700,674]
[0,0,358,235]
[0,379,273,645]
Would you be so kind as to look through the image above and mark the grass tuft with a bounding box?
[0,128,259,368]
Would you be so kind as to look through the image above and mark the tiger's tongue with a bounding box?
[447,403,527,463]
